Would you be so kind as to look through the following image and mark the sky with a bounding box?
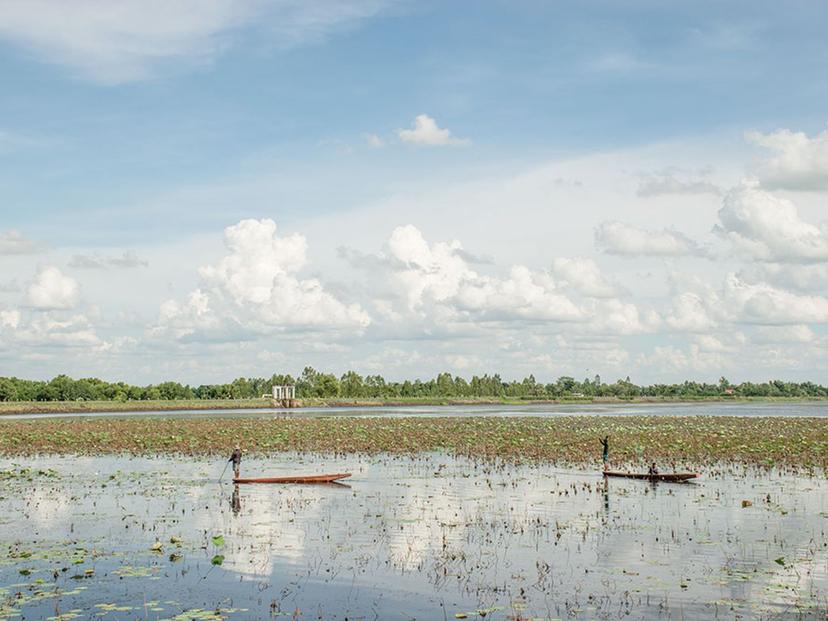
[2,0,828,385]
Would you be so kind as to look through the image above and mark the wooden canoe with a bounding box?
[603,471,698,482]
[233,472,352,484]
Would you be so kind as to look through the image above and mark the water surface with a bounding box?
[1,453,825,619]
[4,400,828,421]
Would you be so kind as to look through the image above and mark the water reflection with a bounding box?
[0,453,825,620]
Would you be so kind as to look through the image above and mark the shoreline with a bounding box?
[1,395,826,416]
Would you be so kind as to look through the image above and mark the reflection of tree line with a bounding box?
[3,370,827,402]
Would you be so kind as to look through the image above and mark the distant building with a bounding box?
[272,385,296,400]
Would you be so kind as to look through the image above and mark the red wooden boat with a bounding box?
[603,471,698,482]
[233,472,352,484]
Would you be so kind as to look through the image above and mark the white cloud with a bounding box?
[666,292,718,332]
[716,181,828,263]
[747,128,828,191]
[668,272,828,329]
[753,324,815,344]
[158,219,370,338]
[26,266,80,310]
[0,0,392,84]
[386,225,582,322]
[723,274,828,325]
[0,309,21,329]
[589,298,660,335]
[365,133,385,148]
[551,257,621,298]
[387,224,471,309]
[748,263,828,293]
[636,169,720,197]
[0,309,105,349]
[157,289,218,339]
[595,221,704,257]
[17,313,103,348]
[0,229,38,254]
[455,265,583,321]
[396,114,470,146]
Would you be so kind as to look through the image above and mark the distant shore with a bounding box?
[0,395,826,415]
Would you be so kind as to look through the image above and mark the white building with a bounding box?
[272,385,296,400]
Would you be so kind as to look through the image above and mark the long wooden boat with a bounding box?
[603,471,698,482]
[233,472,352,484]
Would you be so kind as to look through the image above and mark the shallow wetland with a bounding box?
[1,403,827,619]
[1,452,826,620]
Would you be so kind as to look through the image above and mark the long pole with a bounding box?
[218,460,229,483]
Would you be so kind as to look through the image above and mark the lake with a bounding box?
[1,452,826,620]
[4,400,828,421]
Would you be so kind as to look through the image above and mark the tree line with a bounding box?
[0,369,827,402]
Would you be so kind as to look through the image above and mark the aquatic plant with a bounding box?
[0,416,825,468]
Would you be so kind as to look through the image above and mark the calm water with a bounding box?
[4,400,828,420]
[1,453,826,620]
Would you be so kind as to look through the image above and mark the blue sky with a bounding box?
[2,0,828,383]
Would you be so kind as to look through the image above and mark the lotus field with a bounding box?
[0,415,826,469]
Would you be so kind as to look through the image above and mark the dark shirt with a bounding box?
[600,438,609,458]
[230,449,242,465]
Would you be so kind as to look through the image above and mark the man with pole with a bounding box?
[228,446,242,480]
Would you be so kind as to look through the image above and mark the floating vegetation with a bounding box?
[0,467,58,480]
[0,415,826,468]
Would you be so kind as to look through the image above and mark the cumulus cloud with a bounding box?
[157,219,370,338]
[16,313,103,348]
[723,274,828,325]
[716,180,828,263]
[746,263,828,293]
[747,128,828,191]
[26,266,80,310]
[666,292,717,332]
[589,299,661,335]
[396,114,470,146]
[551,257,622,298]
[365,133,385,148]
[670,272,828,329]
[0,308,105,350]
[595,221,704,257]
[386,225,582,322]
[753,324,816,344]
[157,289,218,339]
[0,229,38,254]
[0,0,392,84]
[455,265,583,321]
[387,224,472,309]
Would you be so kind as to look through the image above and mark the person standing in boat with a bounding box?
[599,436,609,472]
[648,462,659,476]
[228,446,242,479]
